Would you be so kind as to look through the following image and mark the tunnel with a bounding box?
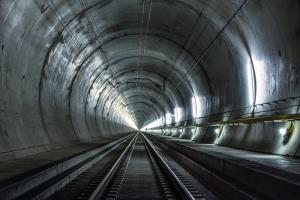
[0,0,300,199]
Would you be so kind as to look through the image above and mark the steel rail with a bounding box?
[88,133,137,200]
[142,133,195,200]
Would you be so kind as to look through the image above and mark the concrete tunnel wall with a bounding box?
[0,0,300,160]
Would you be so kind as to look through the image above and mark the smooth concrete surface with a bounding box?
[158,134,300,175]
[1,0,300,161]
[184,143,300,175]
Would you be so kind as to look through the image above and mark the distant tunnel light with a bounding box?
[142,117,163,129]
[279,128,287,136]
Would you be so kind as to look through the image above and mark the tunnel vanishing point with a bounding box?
[1,0,300,200]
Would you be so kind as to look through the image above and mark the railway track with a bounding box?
[47,133,205,200]
[3,131,300,200]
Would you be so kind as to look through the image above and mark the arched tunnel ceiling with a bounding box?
[0,0,300,153]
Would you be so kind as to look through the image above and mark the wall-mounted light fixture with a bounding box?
[279,128,287,136]
[214,128,220,134]
[282,122,295,145]
[214,126,224,138]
